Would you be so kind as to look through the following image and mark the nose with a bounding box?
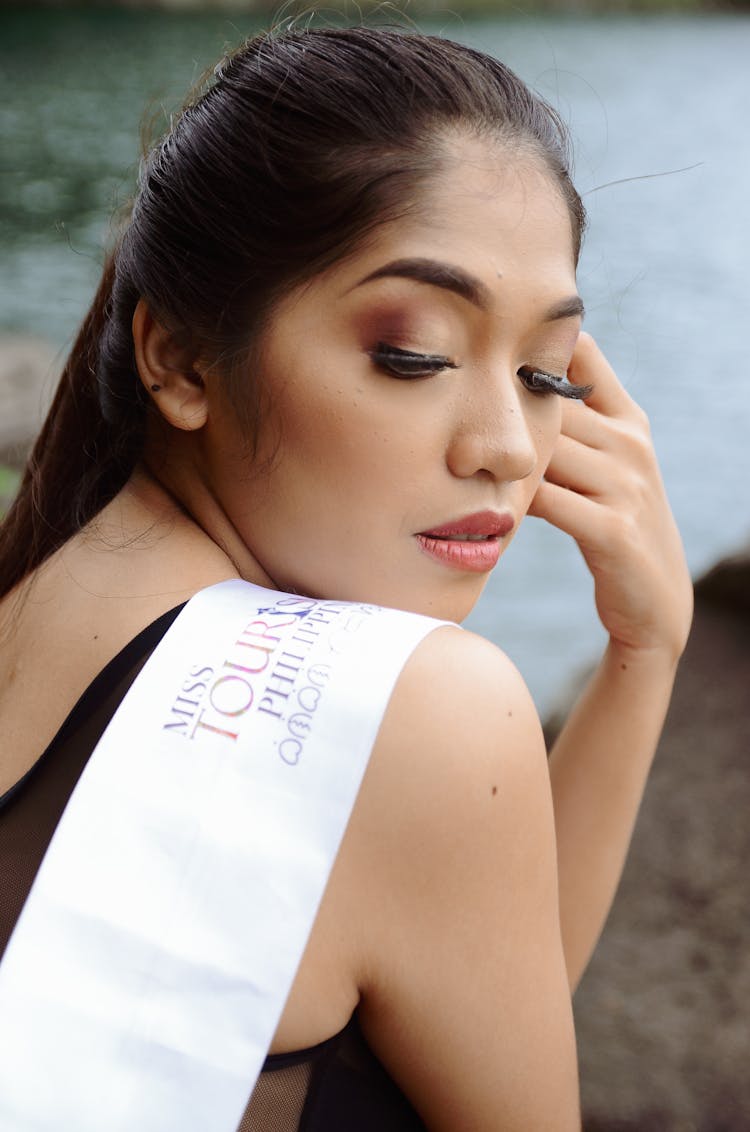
[446,381,538,483]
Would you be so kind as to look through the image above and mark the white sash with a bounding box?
[0,579,447,1131]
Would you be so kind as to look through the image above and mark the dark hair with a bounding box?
[0,25,585,599]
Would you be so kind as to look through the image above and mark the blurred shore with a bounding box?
[570,558,750,1130]
[3,0,749,13]
[2,335,749,1127]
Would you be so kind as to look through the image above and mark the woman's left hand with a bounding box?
[528,332,693,661]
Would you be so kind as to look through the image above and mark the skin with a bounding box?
[135,142,581,623]
[0,136,693,1131]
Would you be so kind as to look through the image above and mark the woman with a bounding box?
[0,25,692,1132]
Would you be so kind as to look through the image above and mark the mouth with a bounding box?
[418,510,514,540]
[415,511,514,573]
[423,531,494,542]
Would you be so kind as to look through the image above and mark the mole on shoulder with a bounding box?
[491,785,498,796]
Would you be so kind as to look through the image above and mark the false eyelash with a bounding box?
[370,343,457,379]
[518,366,593,400]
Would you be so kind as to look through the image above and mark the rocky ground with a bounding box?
[572,559,750,1131]
[2,335,749,1129]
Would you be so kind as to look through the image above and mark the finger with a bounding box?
[528,479,608,548]
[559,398,608,450]
[543,435,610,498]
[569,332,639,420]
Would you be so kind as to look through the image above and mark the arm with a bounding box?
[348,628,581,1132]
[548,640,679,989]
[529,333,693,990]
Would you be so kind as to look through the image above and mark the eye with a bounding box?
[517,365,592,400]
[370,342,457,380]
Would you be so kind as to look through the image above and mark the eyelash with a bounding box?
[370,343,457,379]
[370,344,592,400]
[516,366,592,401]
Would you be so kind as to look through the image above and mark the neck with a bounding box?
[125,463,276,591]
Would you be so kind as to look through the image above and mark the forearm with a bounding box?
[548,639,680,991]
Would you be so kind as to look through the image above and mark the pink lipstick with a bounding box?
[415,510,514,573]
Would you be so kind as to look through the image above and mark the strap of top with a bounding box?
[0,604,186,815]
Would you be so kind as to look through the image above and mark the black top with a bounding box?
[0,606,426,1131]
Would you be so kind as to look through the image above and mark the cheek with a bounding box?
[253,365,341,461]
[531,398,563,471]
[258,374,394,500]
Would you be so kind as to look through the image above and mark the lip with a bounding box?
[415,510,514,574]
[419,510,514,540]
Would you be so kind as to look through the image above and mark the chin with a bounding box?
[361,579,489,625]
[429,587,488,625]
[276,559,491,623]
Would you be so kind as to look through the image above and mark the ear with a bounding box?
[132,299,208,431]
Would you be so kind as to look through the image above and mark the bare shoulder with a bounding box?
[386,623,544,767]
[337,626,580,1131]
[356,620,556,886]
[366,625,550,829]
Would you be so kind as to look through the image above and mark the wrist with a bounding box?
[605,635,683,679]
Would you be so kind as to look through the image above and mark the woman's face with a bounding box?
[204,140,582,621]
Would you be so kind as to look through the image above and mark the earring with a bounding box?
[150,384,162,393]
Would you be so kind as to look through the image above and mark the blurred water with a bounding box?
[1,10,748,715]
[457,15,750,711]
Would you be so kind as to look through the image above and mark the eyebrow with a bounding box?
[356,257,585,322]
[543,295,586,321]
